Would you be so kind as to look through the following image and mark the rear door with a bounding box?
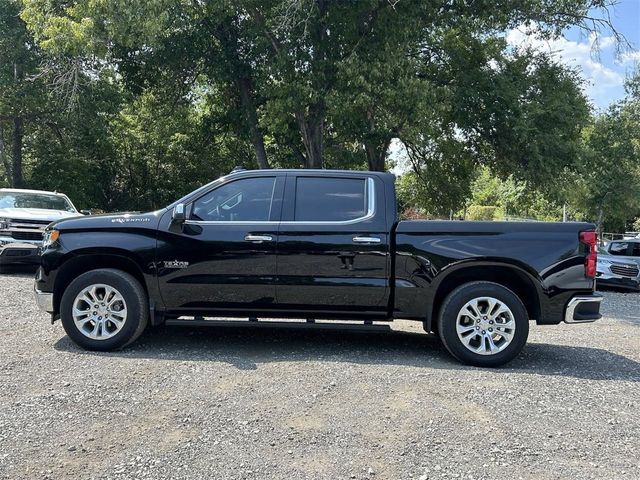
[276,174,390,315]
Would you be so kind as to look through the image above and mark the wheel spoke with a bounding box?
[486,334,498,352]
[491,306,510,320]
[476,336,488,353]
[485,298,498,316]
[72,306,91,318]
[108,294,124,308]
[465,303,481,320]
[74,317,92,328]
[457,324,476,335]
[89,321,100,337]
[495,328,513,342]
[109,317,124,328]
[102,286,111,304]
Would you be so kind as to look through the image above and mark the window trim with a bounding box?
[284,176,375,225]
[184,175,376,226]
[185,176,278,225]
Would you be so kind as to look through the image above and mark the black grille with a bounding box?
[11,231,44,241]
[610,264,639,278]
[12,218,51,225]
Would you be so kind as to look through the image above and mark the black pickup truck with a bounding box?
[34,169,602,367]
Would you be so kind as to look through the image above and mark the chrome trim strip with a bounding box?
[564,295,603,324]
[34,286,54,314]
[185,177,376,226]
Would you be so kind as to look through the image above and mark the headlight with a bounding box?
[42,229,60,248]
[0,218,9,230]
[597,259,611,266]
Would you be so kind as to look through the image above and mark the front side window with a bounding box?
[631,243,640,257]
[294,177,367,222]
[191,177,276,222]
[608,242,629,256]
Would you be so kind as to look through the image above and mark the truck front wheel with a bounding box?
[60,269,148,351]
[437,281,529,367]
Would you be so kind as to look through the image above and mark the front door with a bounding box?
[276,174,390,315]
[157,175,284,313]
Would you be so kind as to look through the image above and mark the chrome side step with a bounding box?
[165,317,392,332]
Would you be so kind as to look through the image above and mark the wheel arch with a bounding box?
[53,251,149,314]
[426,262,542,332]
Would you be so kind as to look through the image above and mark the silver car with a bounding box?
[596,245,640,292]
[0,189,81,268]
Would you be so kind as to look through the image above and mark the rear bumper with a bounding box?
[0,238,42,265]
[564,295,602,324]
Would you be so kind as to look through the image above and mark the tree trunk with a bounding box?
[0,123,11,185]
[236,77,270,169]
[365,137,391,172]
[596,204,605,240]
[296,104,324,169]
[12,116,24,188]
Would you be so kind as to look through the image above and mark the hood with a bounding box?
[0,207,79,222]
[599,252,640,267]
[51,211,163,231]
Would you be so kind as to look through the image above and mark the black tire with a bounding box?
[437,281,529,367]
[60,269,148,351]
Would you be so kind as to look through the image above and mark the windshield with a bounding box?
[0,192,75,212]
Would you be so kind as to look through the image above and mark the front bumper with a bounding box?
[564,295,603,323]
[0,237,42,265]
[34,285,54,313]
[596,274,640,292]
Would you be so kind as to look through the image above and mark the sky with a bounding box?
[506,0,640,110]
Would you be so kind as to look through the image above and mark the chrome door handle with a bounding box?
[244,234,273,243]
[352,236,381,244]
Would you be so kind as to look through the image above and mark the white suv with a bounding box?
[0,189,81,268]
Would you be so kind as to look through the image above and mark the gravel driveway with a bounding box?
[0,270,638,480]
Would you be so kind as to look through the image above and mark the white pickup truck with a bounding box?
[0,189,82,268]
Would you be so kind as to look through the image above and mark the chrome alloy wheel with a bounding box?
[456,296,516,355]
[71,284,128,340]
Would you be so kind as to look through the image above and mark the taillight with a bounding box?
[580,231,597,278]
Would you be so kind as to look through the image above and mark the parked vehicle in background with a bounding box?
[605,240,640,266]
[34,169,602,367]
[596,246,640,292]
[0,189,83,268]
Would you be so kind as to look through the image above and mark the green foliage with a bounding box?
[566,70,640,231]
[467,206,500,221]
[0,0,631,221]
[464,167,563,221]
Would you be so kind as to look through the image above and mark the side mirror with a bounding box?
[172,203,186,223]
[80,210,92,216]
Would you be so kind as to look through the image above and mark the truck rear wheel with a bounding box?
[60,269,148,351]
[437,281,529,367]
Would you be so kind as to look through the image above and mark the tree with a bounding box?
[0,0,49,187]
[567,70,640,232]
[22,0,614,172]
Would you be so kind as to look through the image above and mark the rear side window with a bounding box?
[294,177,367,222]
[608,242,629,256]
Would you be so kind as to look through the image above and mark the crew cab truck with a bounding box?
[34,169,602,367]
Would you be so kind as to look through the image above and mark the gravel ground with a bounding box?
[0,269,638,480]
